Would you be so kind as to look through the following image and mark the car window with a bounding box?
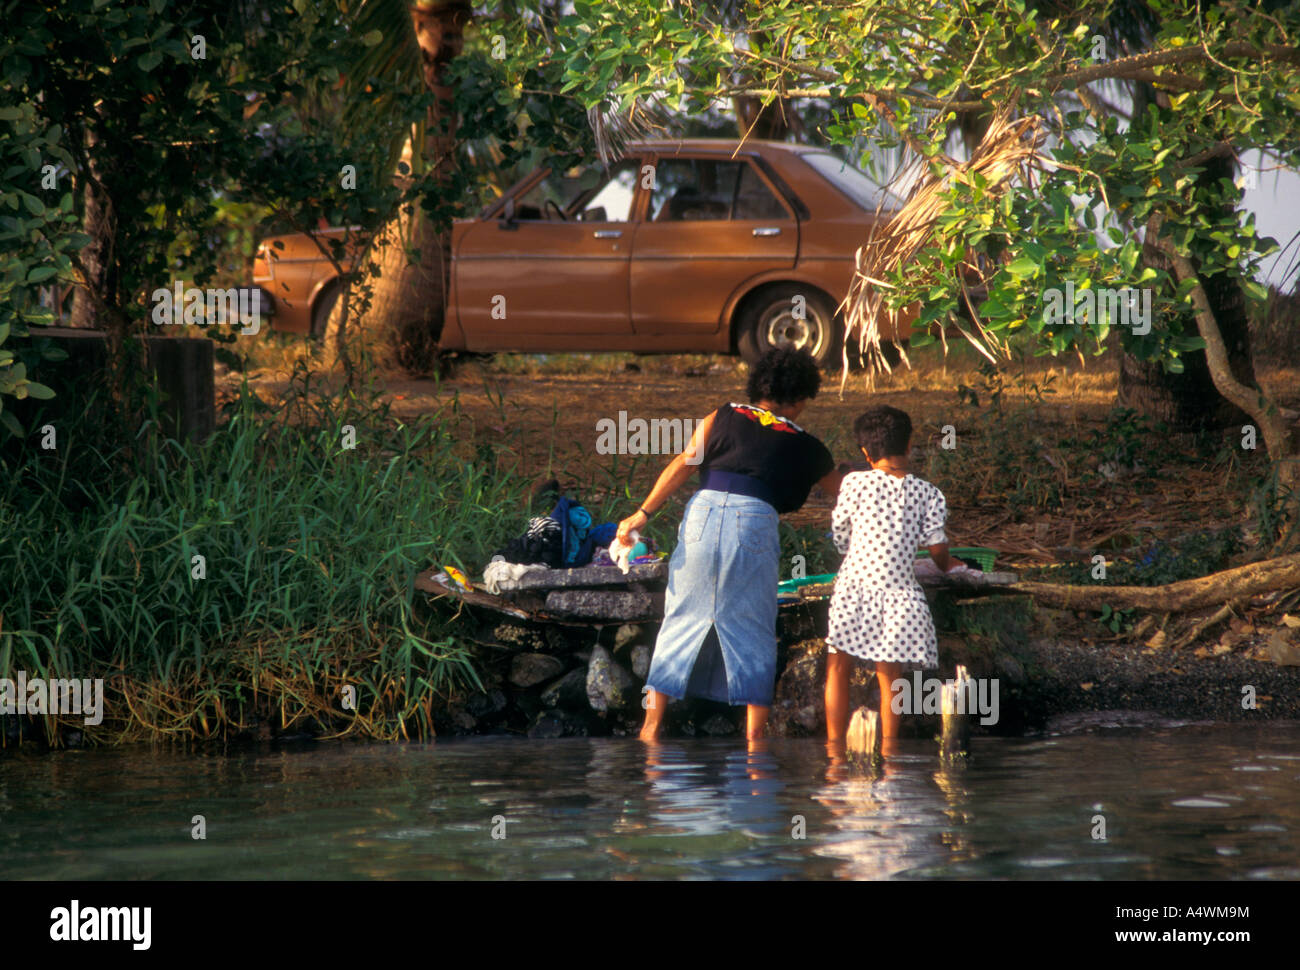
[650,159,789,222]
[800,152,905,212]
[733,164,790,221]
[511,171,569,221]
[651,159,740,222]
[574,160,639,222]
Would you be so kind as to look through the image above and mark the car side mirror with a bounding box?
[581,206,606,223]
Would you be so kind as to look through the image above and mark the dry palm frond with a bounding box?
[843,110,1049,388]
[587,97,671,167]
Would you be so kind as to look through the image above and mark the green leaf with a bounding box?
[138,50,163,72]
[0,408,22,437]
[1006,256,1038,278]
[24,380,54,400]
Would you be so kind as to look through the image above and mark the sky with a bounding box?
[1240,149,1299,289]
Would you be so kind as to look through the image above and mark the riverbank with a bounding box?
[411,585,1300,745]
[6,350,1300,751]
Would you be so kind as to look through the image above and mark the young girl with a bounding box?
[825,405,955,743]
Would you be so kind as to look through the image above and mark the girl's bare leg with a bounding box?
[875,662,904,738]
[824,650,852,741]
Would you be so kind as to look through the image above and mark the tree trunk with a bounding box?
[732,95,802,141]
[343,0,469,376]
[1118,155,1256,431]
[1012,552,1300,612]
[70,140,115,332]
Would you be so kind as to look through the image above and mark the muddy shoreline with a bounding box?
[419,592,1300,743]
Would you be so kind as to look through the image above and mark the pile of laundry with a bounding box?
[481,493,661,594]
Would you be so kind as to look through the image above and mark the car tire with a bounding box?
[310,280,342,341]
[737,285,841,369]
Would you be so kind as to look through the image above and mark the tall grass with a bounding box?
[1,368,532,747]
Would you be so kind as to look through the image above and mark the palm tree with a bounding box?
[332,0,471,375]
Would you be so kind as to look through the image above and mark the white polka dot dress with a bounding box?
[826,470,947,667]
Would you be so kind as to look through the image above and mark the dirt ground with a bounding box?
[233,348,1300,568]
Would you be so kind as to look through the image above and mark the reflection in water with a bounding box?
[0,721,1297,880]
[812,743,971,879]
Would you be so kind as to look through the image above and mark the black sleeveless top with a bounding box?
[698,403,835,513]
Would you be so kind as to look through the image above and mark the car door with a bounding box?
[629,155,797,336]
[454,161,641,349]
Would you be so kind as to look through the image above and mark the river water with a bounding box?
[2,719,1297,880]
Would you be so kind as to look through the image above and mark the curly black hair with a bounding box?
[854,405,912,461]
[746,348,822,406]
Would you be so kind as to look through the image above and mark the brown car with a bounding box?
[253,139,911,366]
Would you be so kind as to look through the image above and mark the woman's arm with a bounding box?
[616,410,717,543]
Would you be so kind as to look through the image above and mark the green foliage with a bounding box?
[1097,603,1136,634]
[930,355,1070,514]
[496,0,1299,376]
[780,521,839,578]
[1025,527,1244,587]
[2,0,453,426]
[0,92,80,431]
[0,371,545,744]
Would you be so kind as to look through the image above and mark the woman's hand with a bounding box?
[617,510,648,545]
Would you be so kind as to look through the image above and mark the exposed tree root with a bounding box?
[1010,554,1300,612]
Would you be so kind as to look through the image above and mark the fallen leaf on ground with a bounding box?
[1145,629,1168,649]
[1080,682,1094,691]
[1282,614,1300,628]
[1267,631,1300,666]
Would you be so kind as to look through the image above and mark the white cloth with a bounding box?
[609,530,640,574]
[913,557,981,582]
[482,556,549,594]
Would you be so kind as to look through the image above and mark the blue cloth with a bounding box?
[565,505,592,564]
[644,489,780,706]
[548,497,601,566]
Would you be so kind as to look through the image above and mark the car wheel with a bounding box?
[311,280,342,341]
[737,285,840,369]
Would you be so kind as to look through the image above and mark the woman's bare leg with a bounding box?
[639,689,671,740]
[745,704,769,740]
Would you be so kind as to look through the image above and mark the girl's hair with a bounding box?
[746,348,821,405]
[854,405,912,461]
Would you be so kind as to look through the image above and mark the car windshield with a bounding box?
[801,152,905,212]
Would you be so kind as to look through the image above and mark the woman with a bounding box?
[617,348,841,741]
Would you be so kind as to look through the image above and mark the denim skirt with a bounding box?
[644,489,780,706]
